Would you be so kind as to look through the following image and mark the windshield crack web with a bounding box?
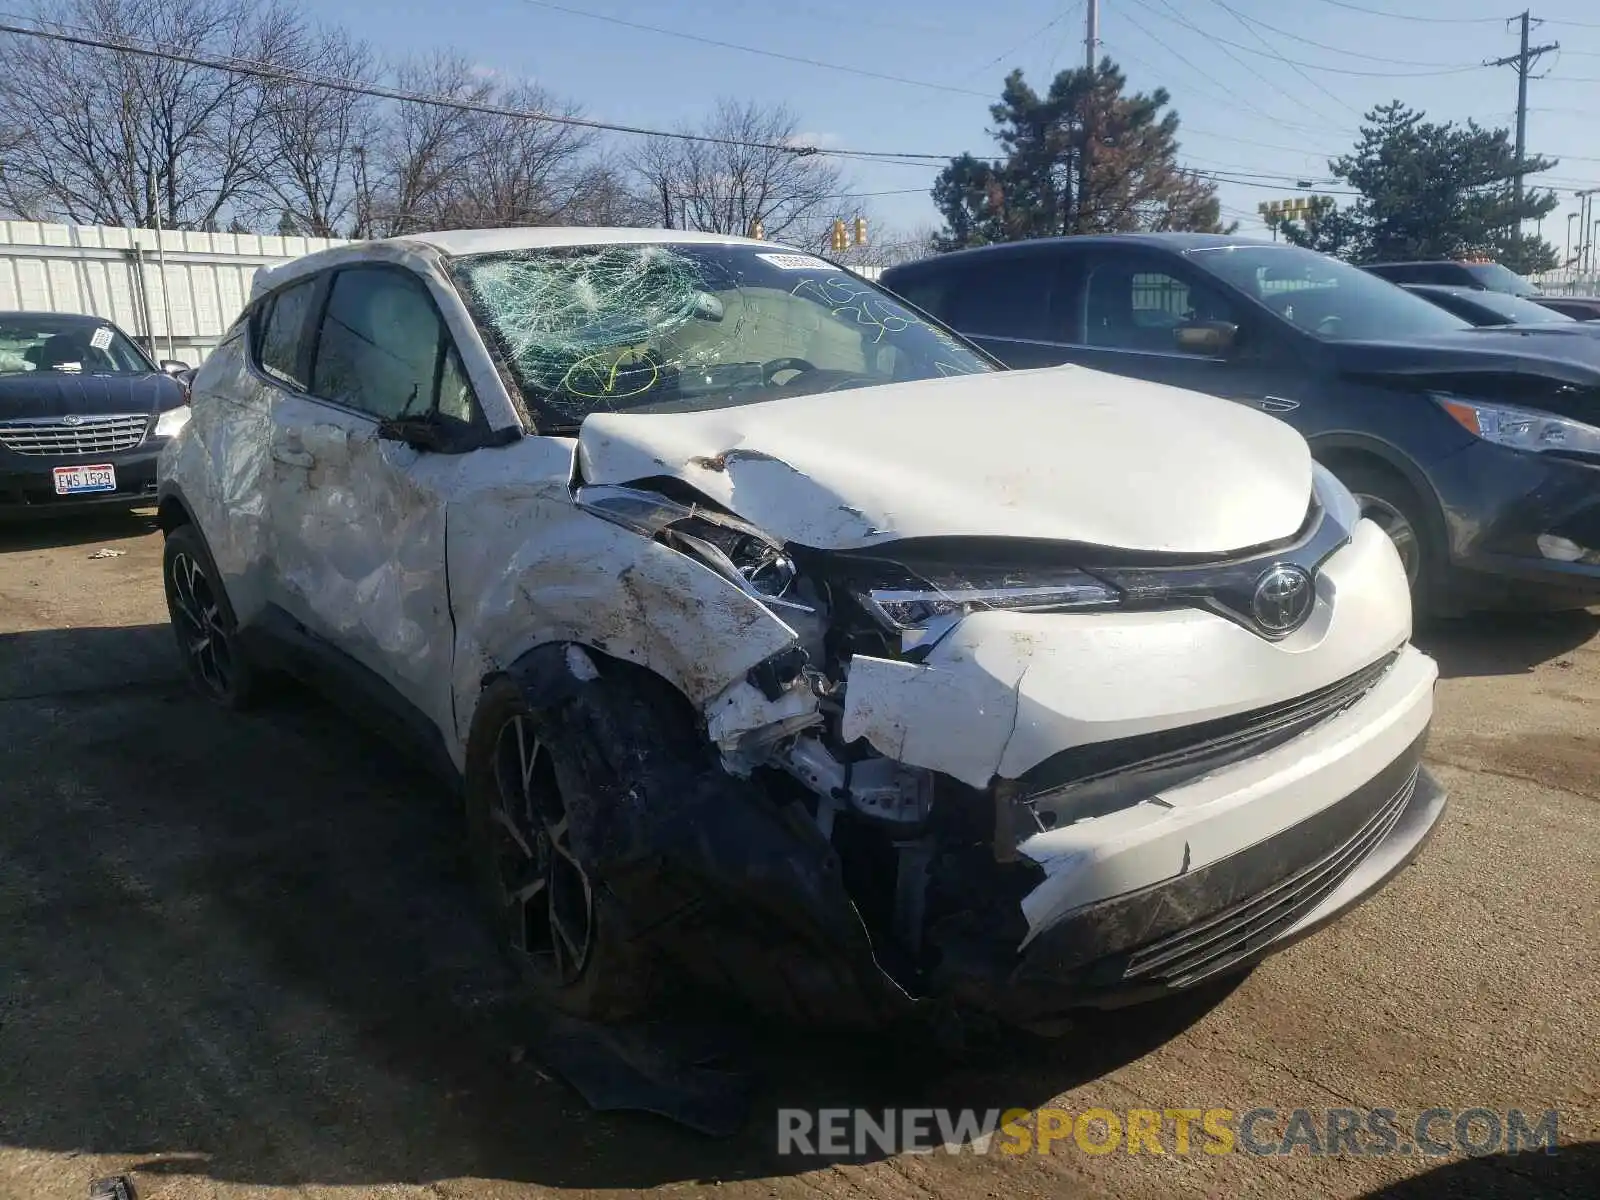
[464,245,713,421]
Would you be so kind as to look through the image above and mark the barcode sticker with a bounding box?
[757,253,833,271]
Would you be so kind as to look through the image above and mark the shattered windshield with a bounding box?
[1186,244,1473,341]
[449,242,993,430]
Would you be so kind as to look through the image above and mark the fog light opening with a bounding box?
[1536,534,1600,565]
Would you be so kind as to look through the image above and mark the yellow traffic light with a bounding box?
[830,218,847,253]
[853,216,868,246]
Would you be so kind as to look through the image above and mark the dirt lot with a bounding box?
[2,510,1597,1200]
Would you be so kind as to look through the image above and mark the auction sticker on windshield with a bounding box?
[53,463,116,494]
[756,253,833,271]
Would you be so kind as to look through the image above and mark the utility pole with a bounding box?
[1486,12,1558,240]
[1576,189,1597,277]
[1078,0,1099,235]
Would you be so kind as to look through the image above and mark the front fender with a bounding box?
[447,482,802,756]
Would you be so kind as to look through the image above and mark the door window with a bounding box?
[1084,262,1239,356]
[946,253,1058,340]
[256,278,318,388]
[310,266,479,423]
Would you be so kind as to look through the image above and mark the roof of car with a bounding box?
[0,310,106,322]
[248,226,779,298]
[880,232,1282,273]
[403,226,768,256]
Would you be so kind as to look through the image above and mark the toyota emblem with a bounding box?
[1251,564,1314,635]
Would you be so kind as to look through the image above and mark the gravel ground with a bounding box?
[1,510,1596,1200]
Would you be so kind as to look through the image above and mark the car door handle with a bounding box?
[272,444,314,468]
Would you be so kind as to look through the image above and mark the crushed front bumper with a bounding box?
[927,642,1444,1027]
[1009,746,1444,1019]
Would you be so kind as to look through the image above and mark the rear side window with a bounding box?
[256,278,318,388]
[311,266,461,421]
[945,253,1058,340]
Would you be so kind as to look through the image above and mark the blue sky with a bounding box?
[319,0,1600,257]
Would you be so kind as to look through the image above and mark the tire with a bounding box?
[463,665,696,1020]
[1332,461,1439,615]
[162,523,259,709]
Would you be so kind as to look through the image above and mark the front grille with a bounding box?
[1121,764,1419,988]
[1020,650,1400,826]
[0,414,149,456]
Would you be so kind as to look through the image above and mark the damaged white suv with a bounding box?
[158,228,1446,1033]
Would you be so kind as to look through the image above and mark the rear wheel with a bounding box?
[162,524,258,708]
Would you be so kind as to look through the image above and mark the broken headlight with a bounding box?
[669,519,800,602]
[572,484,810,609]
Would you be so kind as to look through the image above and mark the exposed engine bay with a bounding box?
[568,467,1409,1009]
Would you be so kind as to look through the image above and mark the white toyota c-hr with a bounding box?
[158,228,1446,1033]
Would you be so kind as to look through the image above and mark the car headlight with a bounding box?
[1311,460,1361,532]
[852,566,1121,631]
[154,406,191,439]
[1435,395,1600,458]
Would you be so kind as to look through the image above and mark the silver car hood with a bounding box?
[575,365,1313,554]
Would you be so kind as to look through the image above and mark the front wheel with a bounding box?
[1333,462,1436,613]
[463,671,679,1020]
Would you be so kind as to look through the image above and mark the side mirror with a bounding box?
[159,359,192,375]
[1174,320,1239,357]
[377,412,451,453]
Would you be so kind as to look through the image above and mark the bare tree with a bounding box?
[431,82,601,227]
[362,53,489,236]
[0,0,296,228]
[260,23,376,237]
[631,100,844,241]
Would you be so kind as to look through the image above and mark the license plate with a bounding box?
[52,463,117,495]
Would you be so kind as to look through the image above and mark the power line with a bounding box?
[1210,5,1486,68]
[1129,0,1347,128]
[1105,9,1291,132]
[519,0,990,98]
[960,2,1084,82]
[0,15,958,165]
[1203,0,1364,115]
[1301,0,1505,23]
[1138,0,1489,77]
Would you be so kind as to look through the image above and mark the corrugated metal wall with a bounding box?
[0,222,349,363]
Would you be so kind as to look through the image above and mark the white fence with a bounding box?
[1530,267,1600,297]
[0,222,349,365]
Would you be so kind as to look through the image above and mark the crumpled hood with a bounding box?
[576,365,1313,554]
[0,372,178,422]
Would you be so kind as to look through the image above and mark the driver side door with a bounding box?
[1059,248,1314,432]
[263,263,483,751]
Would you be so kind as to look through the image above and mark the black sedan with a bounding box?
[0,312,192,515]
[1401,283,1600,336]
[881,235,1600,616]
